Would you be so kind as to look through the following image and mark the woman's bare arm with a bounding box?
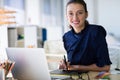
[68,64,110,72]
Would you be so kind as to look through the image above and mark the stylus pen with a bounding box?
[64,55,68,70]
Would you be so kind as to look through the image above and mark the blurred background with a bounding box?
[0,0,120,70]
[0,0,120,48]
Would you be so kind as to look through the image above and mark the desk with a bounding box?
[109,74,120,80]
[50,70,120,80]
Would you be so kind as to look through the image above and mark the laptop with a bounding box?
[0,69,5,80]
[6,48,51,80]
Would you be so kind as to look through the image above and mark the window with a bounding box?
[41,0,63,27]
[3,0,25,25]
[4,0,25,10]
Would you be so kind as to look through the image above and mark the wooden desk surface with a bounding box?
[47,56,120,80]
[109,74,120,80]
[51,71,120,80]
[87,72,120,80]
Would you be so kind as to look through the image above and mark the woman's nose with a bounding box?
[73,14,78,20]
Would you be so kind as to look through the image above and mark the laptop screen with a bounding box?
[6,48,51,80]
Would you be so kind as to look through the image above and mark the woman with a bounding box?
[59,0,112,72]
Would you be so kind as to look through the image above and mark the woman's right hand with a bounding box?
[0,63,3,69]
[59,59,69,70]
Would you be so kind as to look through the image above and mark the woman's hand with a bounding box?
[59,59,69,70]
[0,63,3,69]
[58,60,79,71]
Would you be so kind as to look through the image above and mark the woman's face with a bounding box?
[66,3,88,29]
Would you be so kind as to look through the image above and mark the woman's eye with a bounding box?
[69,13,73,16]
[78,12,83,14]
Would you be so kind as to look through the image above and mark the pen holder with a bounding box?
[2,60,15,77]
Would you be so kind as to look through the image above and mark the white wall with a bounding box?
[97,0,120,37]
[0,26,8,48]
[81,0,120,37]
[46,27,62,40]
[25,0,41,25]
[0,0,4,7]
[84,0,96,24]
[24,26,37,48]
[1,0,120,39]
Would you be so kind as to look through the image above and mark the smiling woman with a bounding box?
[59,0,112,72]
[66,1,88,33]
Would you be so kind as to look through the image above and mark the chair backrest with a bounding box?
[108,46,120,70]
[44,40,66,54]
[43,40,66,70]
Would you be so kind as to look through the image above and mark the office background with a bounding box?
[0,0,120,36]
[0,0,120,70]
[0,0,120,47]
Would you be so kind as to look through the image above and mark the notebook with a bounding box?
[6,48,51,80]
